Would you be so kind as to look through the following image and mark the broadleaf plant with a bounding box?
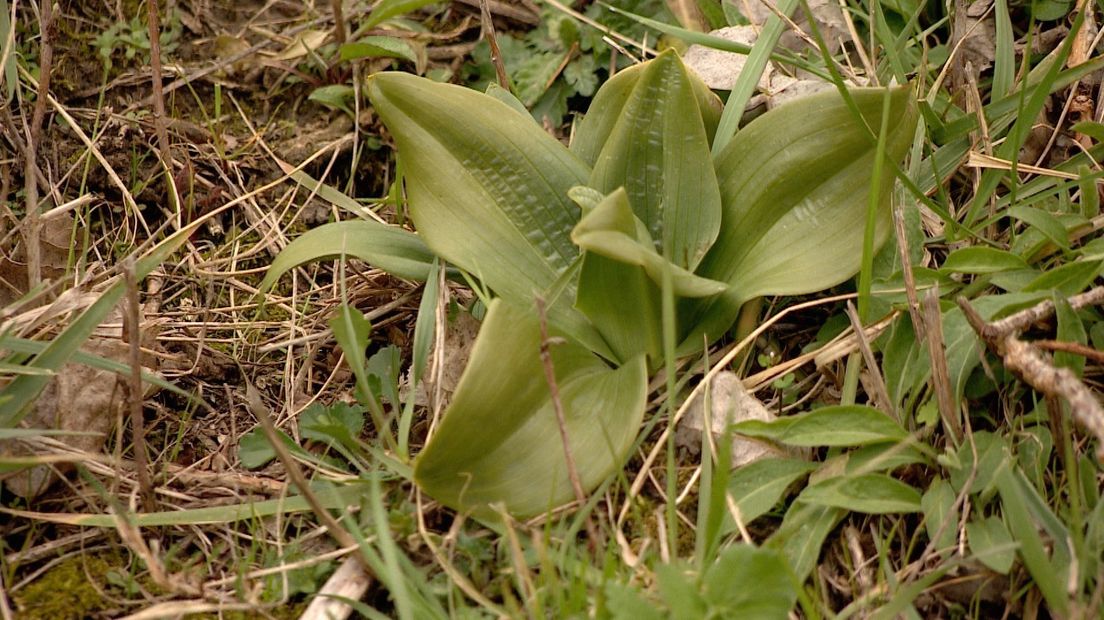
[265,49,917,519]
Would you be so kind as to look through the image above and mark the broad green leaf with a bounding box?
[571,59,723,167]
[941,246,1030,274]
[339,37,416,62]
[685,86,918,351]
[571,189,727,297]
[800,473,922,514]
[732,405,907,447]
[702,545,797,618]
[367,72,610,357]
[655,563,708,620]
[259,221,438,289]
[967,515,1016,574]
[587,50,722,272]
[413,300,647,519]
[725,458,816,527]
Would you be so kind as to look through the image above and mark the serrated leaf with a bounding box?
[684,87,918,351]
[587,50,722,272]
[413,300,647,519]
[968,516,1016,574]
[367,72,611,357]
[941,246,1030,274]
[339,37,416,62]
[732,405,907,447]
[800,473,922,514]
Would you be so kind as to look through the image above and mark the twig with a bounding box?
[22,0,56,289]
[123,258,154,513]
[1032,339,1104,364]
[844,301,896,421]
[145,0,182,230]
[534,297,601,551]
[479,0,510,89]
[892,204,925,340]
[453,0,539,24]
[922,285,963,443]
[957,295,1104,461]
[982,285,1104,336]
[244,384,374,563]
[330,0,347,46]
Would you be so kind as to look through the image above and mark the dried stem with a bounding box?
[957,295,1104,461]
[534,297,601,551]
[22,0,56,289]
[123,259,153,513]
[145,0,181,229]
[244,384,373,566]
[922,285,963,443]
[479,0,510,89]
[331,0,347,45]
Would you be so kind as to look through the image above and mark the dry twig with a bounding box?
[956,291,1104,461]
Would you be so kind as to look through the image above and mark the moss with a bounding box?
[12,552,122,619]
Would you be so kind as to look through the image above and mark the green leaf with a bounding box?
[1053,293,1087,376]
[339,37,416,62]
[921,479,957,555]
[996,465,1070,615]
[309,84,356,114]
[967,516,1016,574]
[800,473,922,514]
[941,246,1030,274]
[732,405,907,447]
[684,86,918,350]
[363,0,441,29]
[1022,259,1103,296]
[766,503,844,580]
[367,72,611,357]
[571,61,722,167]
[571,189,727,297]
[1007,205,1069,249]
[586,50,723,272]
[259,220,439,289]
[702,545,797,618]
[0,0,15,104]
[725,458,816,527]
[413,300,647,519]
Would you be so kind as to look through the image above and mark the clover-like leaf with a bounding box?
[414,299,648,520]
